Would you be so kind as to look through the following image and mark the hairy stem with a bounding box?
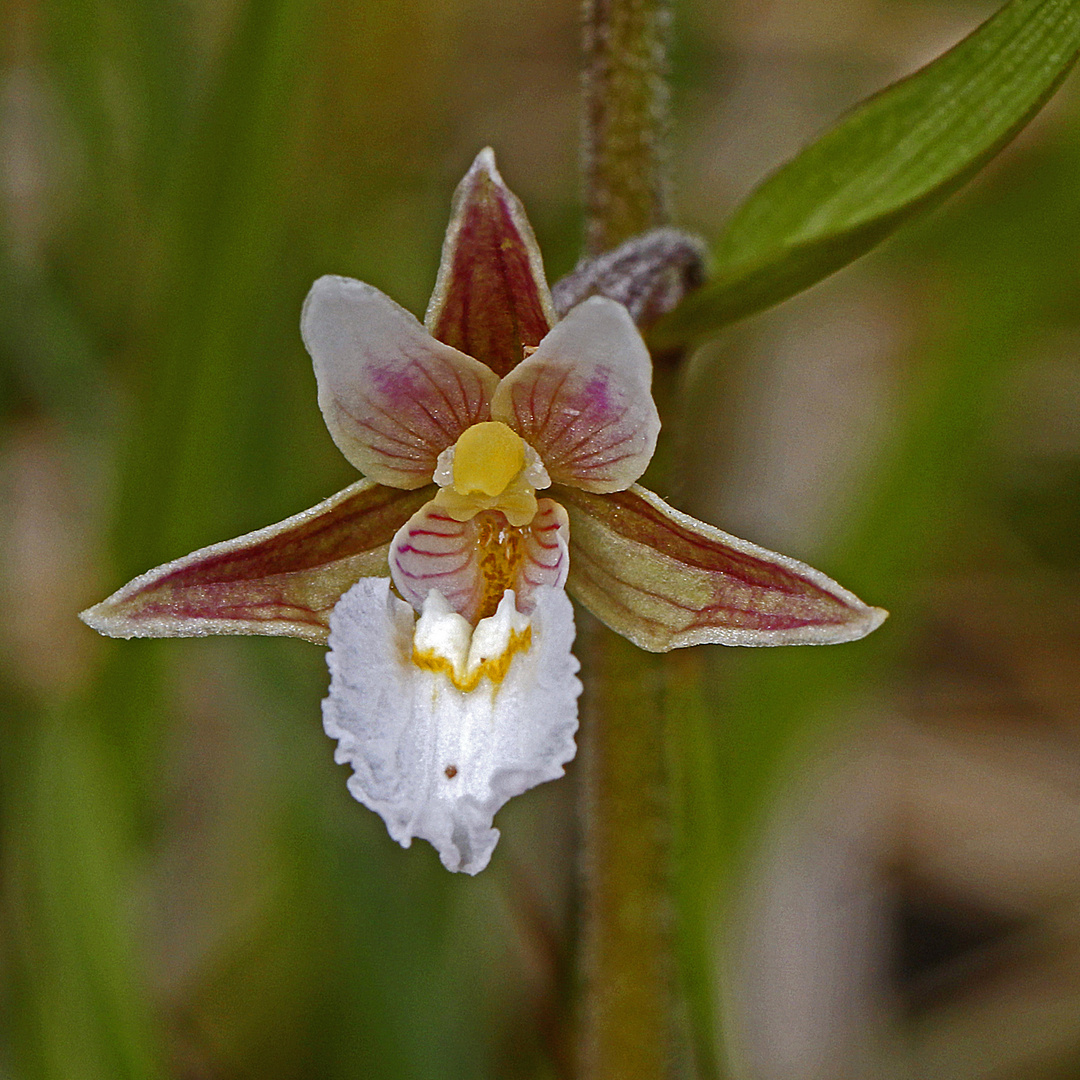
[577,0,682,1074]
[579,626,675,1080]
[582,0,671,256]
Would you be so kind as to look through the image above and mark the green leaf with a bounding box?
[650,0,1080,349]
[678,156,1054,1072]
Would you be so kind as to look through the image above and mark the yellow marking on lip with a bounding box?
[476,515,524,621]
[412,624,532,692]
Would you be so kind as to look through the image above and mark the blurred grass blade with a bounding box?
[650,0,1080,348]
[117,0,314,574]
[10,706,162,1080]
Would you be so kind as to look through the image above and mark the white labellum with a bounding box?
[323,578,581,874]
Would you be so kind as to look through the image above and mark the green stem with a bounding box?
[577,1,680,1074]
[582,0,671,256]
[579,625,675,1080]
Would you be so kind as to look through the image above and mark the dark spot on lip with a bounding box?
[445,765,458,779]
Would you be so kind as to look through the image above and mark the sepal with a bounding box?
[560,484,886,651]
[79,481,430,645]
[425,148,557,377]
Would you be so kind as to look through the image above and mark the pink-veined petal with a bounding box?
[389,498,570,624]
[302,276,499,487]
[425,148,556,378]
[518,499,571,600]
[491,297,660,492]
[79,480,431,645]
[559,484,887,651]
[389,504,480,619]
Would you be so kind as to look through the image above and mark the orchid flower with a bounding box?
[81,149,885,874]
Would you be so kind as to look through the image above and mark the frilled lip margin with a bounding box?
[323,579,581,874]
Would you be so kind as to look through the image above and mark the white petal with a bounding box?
[388,497,571,625]
[491,296,661,492]
[323,579,581,874]
[301,276,499,488]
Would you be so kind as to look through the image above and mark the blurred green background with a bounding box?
[3,0,1080,1077]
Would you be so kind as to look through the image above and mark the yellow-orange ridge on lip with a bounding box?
[412,624,532,692]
